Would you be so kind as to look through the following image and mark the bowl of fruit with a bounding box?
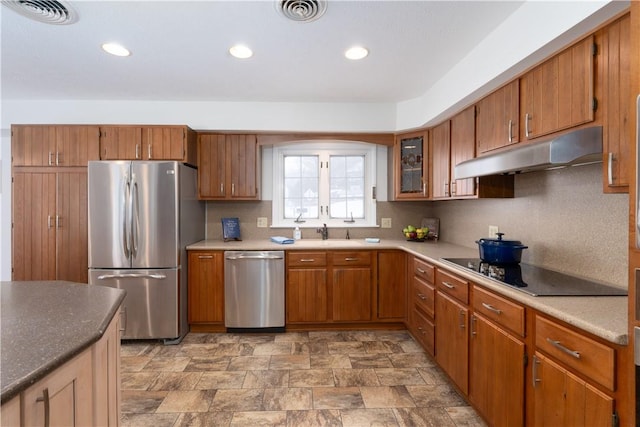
[402,225,429,241]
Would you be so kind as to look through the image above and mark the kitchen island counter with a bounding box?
[0,281,126,403]
[188,238,628,345]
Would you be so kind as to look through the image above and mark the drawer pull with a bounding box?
[442,281,455,289]
[344,257,359,262]
[299,259,315,262]
[459,310,466,329]
[198,255,213,259]
[417,293,426,300]
[416,267,426,274]
[546,338,581,359]
[481,302,502,315]
[471,315,477,336]
[532,355,541,388]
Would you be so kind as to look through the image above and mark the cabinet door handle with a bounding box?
[607,152,614,185]
[220,183,224,195]
[417,293,426,300]
[532,354,541,388]
[546,338,581,359]
[299,259,315,262]
[36,387,50,427]
[508,119,513,143]
[451,181,457,196]
[148,142,152,159]
[422,182,426,196]
[444,182,449,197]
[56,151,61,165]
[525,113,531,137]
[119,307,127,334]
[55,215,60,229]
[481,302,502,315]
[47,215,52,229]
[231,183,235,196]
[48,151,53,166]
[471,315,477,336]
[416,268,425,274]
[442,281,455,289]
[344,257,359,262]
[135,143,140,159]
[198,255,213,259]
[458,310,466,329]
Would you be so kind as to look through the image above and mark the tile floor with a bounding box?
[120,330,486,427]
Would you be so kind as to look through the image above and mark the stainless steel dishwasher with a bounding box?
[224,250,285,332]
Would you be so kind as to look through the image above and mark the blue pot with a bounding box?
[475,232,528,264]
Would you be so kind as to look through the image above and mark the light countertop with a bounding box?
[187,238,629,345]
[1,281,126,403]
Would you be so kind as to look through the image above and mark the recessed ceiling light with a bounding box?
[101,42,131,57]
[229,45,253,59]
[345,46,369,60]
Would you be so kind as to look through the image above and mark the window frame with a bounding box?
[271,141,377,229]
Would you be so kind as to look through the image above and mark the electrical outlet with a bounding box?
[488,225,499,237]
[257,217,268,228]
[381,218,392,228]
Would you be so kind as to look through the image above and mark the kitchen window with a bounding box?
[271,142,377,228]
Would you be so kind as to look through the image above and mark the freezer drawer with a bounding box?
[89,268,180,340]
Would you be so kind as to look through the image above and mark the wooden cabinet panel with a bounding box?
[469,313,525,427]
[435,291,469,394]
[330,250,372,266]
[1,396,21,426]
[413,276,435,319]
[92,309,121,427]
[532,353,614,427]
[393,130,429,200]
[435,268,469,304]
[430,120,451,199]
[146,127,186,161]
[472,285,524,337]
[521,35,595,140]
[413,257,434,283]
[287,268,328,322]
[99,126,143,160]
[12,125,99,166]
[22,348,93,427]
[198,134,259,200]
[412,308,435,356]
[12,171,57,280]
[56,170,89,283]
[599,14,631,192]
[287,251,327,267]
[377,251,407,320]
[188,251,224,324]
[476,80,520,154]
[332,266,372,321]
[450,106,476,197]
[535,315,614,391]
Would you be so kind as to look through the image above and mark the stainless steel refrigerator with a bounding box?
[88,161,204,343]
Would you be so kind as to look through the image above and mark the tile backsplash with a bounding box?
[205,163,628,288]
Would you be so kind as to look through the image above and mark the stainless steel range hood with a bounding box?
[454,126,603,179]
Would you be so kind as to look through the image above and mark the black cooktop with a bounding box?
[441,258,627,297]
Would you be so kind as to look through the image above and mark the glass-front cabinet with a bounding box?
[393,130,429,200]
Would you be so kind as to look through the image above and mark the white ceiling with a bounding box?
[1,0,526,103]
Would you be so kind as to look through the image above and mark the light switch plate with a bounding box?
[381,218,392,228]
[488,225,499,237]
[257,217,268,228]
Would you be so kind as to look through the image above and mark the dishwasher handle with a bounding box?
[226,254,284,260]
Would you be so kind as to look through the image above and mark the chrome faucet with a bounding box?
[317,223,328,240]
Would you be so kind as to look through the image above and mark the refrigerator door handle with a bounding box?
[123,177,131,259]
[132,176,139,259]
[97,273,167,280]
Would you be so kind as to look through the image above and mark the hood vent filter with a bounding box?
[1,0,77,24]
[277,0,327,22]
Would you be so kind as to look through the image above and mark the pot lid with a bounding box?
[477,232,525,246]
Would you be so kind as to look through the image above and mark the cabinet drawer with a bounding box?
[288,252,327,267]
[436,269,469,304]
[473,286,525,337]
[330,251,372,266]
[412,308,435,356]
[413,276,435,319]
[535,316,615,391]
[413,257,435,283]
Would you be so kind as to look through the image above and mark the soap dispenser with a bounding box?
[293,226,301,240]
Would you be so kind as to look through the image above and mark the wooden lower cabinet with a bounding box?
[532,353,614,427]
[435,291,469,394]
[12,168,88,282]
[377,251,407,320]
[187,251,224,325]
[17,311,121,426]
[332,266,372,321]
[287,268,328,322]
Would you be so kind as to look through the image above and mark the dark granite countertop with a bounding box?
[1,281,126,403]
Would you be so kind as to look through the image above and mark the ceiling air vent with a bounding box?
[1,0,77,24]
[277,0,327,22]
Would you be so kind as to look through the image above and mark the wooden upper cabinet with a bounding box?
[198,134,259,200]
[450,106,476,198]
[12,125,100,167]
[430,120,451,199]
[393,130,429,200]
[597,13,631,193]
[100,125,195,163]
[521,35,595,140]
[476,80,520,154]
